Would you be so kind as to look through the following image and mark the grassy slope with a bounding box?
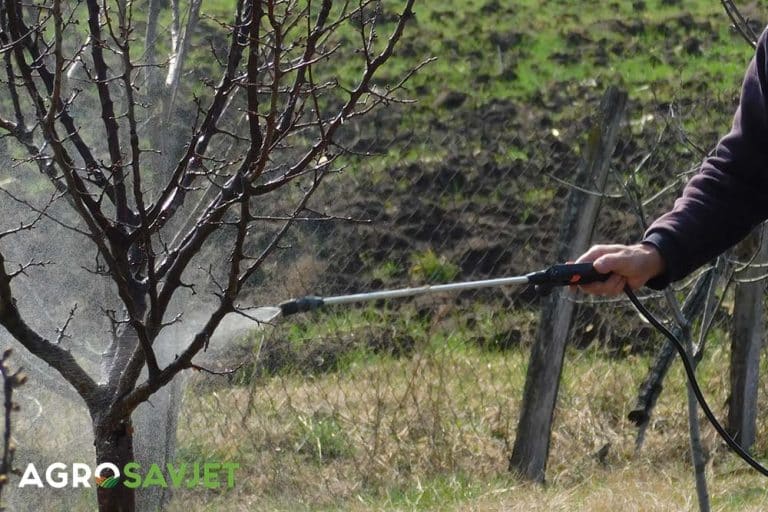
[166,1,768,511]
[320,0,757,192]
[361,0,751,110]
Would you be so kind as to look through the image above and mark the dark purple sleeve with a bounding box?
[643,27,768,289]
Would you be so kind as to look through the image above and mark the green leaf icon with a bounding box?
[100,476,120,489]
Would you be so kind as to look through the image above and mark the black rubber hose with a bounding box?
[624,285,768,477]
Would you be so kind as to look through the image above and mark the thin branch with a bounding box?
[721,0,758,48]
[146,0,248,230]
[54,304,78,344]
[545,172,624,199]
[0,250,99,408]
[190,361,245,376]
[7,260,53,280]
[84,0,130,223]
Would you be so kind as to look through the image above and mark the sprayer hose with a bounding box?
[623,286,768,477]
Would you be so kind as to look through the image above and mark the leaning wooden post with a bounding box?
[628,268,716,449]
[509,87,627,482]
[728,223,768,450]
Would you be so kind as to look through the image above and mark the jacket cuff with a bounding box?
[640,232,680,290]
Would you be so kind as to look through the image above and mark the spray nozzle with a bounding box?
[278,296,325,317]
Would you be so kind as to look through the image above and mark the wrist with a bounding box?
[638,242,665,279]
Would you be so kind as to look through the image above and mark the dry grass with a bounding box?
[168,333,768,511]
[6,321,766,512]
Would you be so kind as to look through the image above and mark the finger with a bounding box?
[578,282,611,295]
[575,244,626,264]
[626,275,650,291]
[604,274,627,296]
[579,272,623,296]
[592,250,637,275]
[599,273,625,296]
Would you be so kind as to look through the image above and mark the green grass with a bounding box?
[372,260,405,282]
[293,410,353,463]
[326,0,752,189]
[409,249,460,283]
[369,0,752,108]
[372,473,489,510]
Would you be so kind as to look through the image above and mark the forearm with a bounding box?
[642,29,768,288]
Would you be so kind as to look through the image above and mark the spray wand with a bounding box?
[277,262,607,316]
[267,261,768,478]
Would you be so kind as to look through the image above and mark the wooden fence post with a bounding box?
[628,268,717,448]
[509,87,627,482]
[728,223,768,450]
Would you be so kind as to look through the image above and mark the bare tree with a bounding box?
[0,1,421,510]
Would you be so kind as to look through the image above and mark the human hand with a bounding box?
[574,243,666,296]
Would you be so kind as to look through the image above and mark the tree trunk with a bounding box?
[94,418,136,512]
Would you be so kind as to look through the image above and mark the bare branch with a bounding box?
[0,250,99,407]
[164,0,203,116]
[190,361,246,376]
[7,260,53,280]
[721,0,759,48]
[146,0,249,229]
[54,304,78,344]
[84,0,129,223]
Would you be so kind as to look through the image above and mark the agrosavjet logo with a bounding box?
[19,462,240,489]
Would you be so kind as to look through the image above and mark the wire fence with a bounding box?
[170,94,768,508]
